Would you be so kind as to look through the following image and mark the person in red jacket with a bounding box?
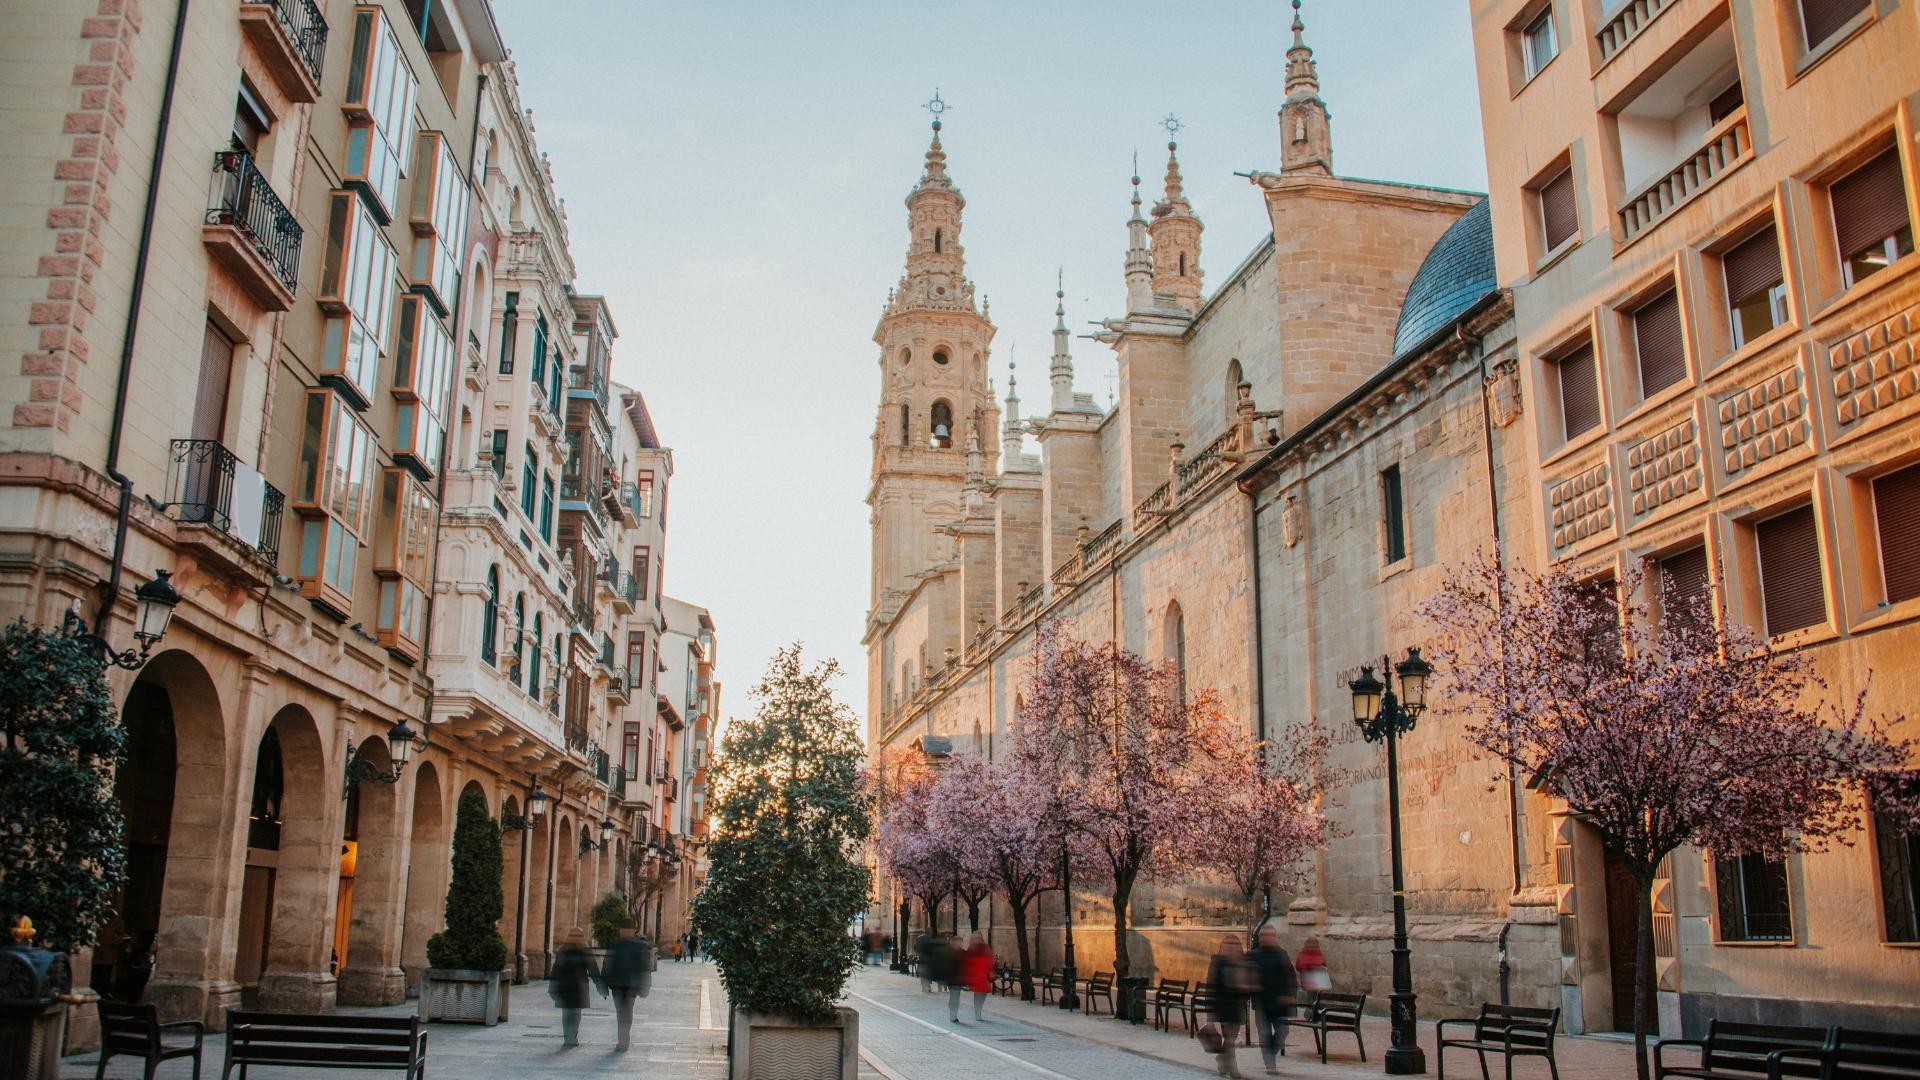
[961,934,995,1022]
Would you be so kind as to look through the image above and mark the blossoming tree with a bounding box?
[1422,556,1917,1079]
[1199,723,1340,929]
[927,751,1057,999]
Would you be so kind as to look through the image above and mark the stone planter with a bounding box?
[729,1006,858,1080]
[418,968,507,1026]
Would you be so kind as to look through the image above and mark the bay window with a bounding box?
[318,190,398,409]
[409,131,468,315]
[341,5,418,223]
[294,389,377,615]
[393,295,454,479]
[373,467,434,659]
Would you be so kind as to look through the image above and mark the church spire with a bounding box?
[893,90,974,315]
[1280,0,1334,175]
[1148,117,1204,314]
[1050,269,1075,413]
[1002,358,1025,466]
[1124,152,1153,313]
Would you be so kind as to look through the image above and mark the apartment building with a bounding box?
[1466,0,1920,1033]
[654,595,717,946]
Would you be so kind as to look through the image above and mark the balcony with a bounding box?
[238,0,325,104]
[560,474,610,534]
[607,566,636,613]
[1608,17,1749,247]
[598,633,617,673]
[613,481,641,524]
[163,439,285,580]
[1595,0,1677,65]
[1617,109,1749,245]
[203,151,301,311]
[607,668,632,704]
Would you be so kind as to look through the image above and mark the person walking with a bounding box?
[961,934,994,1022]
[548,928,600,1049]
[688,929,701,962]
[1247,925,1298,1075]
[916,928,936,993]
[602,925,656,1052]
[1205,935,1253,1078]
[931,935,966,1023]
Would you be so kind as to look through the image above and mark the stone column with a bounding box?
[338,727,416,1005]
[254,703,347,1013]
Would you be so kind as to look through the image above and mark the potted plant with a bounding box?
[0,620,126,1074]
[692,646,870,1080]
[421,787,510,1025]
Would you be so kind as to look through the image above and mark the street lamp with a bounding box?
[62,569,182,669]
[503,780,548,831]
[343,719,424,794]
[1057,840,1079,1011]
[600,817,615,848]
[1349,647,1433,1075]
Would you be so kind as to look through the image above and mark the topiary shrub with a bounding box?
[425,786,507,972]
[0,618,127,954]
[691,645,870,1023]
[589,892,633,948]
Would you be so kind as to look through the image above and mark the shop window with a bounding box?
[1631,285,1686,397]
[1714,852,1792,941]
[1830,147,1914,289]
[294,389,377,615]
[1723,222,1788,349]
[373,467,434,659]
[1755,504,1825,635]
[1875,782,1920,942]
[1380,464,1407,564]
[408,131,468,315]
[1873,463,1920,605]
[392,295,454,479]
[1553,338,1601,442]
[317,190,398,409]
[341,6,418,223]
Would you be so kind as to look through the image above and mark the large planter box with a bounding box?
[418,968,508,1026]
[729,1006,857,1080]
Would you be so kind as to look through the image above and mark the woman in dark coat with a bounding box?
[1206,936,1251,1078]
[549,927,601,1048]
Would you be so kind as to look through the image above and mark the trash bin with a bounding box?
[0,933,71,1080]
[1118,976,1151,1024]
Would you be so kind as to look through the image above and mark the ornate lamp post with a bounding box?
[1057,840,1079,1011]
[343,719,423,794]
[62,569,181,669]
[501,779,548,983]
[1349,647,1433,1075]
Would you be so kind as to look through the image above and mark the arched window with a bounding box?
[247,726,284,850]
[1179,253,1187,276]
[482,566,500,664]
[930,400,954,449]
[899,403,911,447]
[1166,601,1187,706]
[529,611,544,693]
[1226,358,1245,424]
[934,228,943,254]
[512,594,526,686]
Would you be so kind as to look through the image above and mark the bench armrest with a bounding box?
[159,1019,205,1045]
[1765,1048,1827,1080]
[1654,1038,1705,1071]
[1499,1021,1557,1046]
[1435,1018,1479,1040]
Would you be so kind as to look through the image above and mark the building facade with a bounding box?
[1465,0,1920,1032]
[0,0,714,1048]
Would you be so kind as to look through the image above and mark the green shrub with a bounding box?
[589,892,633,947]
[425,786,508,971]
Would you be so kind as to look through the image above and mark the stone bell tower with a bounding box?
[867,97,999,622]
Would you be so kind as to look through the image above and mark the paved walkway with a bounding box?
[67,959,1648,1079]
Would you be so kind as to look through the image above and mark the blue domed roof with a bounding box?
[1391,199,1495,362]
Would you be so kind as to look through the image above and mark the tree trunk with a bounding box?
[966,897,982,934]
[1010,894,1034,1001]
[1633,871,1656,1080]
[1111,878,1136,983]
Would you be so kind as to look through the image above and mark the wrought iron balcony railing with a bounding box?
[207,150,302,294]
[164,438,285,567]
[261,0,327,84]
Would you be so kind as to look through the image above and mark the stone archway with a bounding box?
[338,736,405,1004]
[122,650,233,1025]
[554,815,577,938]
[400,761,447,988]
[253,705,338,1012]
[528,809,553,978]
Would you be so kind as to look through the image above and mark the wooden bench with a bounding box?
[1765,1027,1920,1080]
[1080,971,1114,1016]
[1296,991,1367,1065]
[221,1011,427,1079]
[1184,983,1253,1046]
[1436,1003,1562,1080]
[95,1001,204,1080]
[1149,978,1190,1031]
[1039,967,1064,1005]
[1654,1020,1833,1079]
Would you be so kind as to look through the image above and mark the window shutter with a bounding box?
[1739,855,1793,940]
[1799,0,1870,49]
[1831,149,1911,261]
[1557,342,1600,439]
[1540,167,1578,251]
[1756,504,1826,635]
[1723,226,1784,307]
[1874,464,1920,604]
[1633,288,1686,396]
[1659,544,1712,628]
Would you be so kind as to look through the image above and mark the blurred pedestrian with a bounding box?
[1247,925,1298,1075]
[1295,937,1330,997]
[549,928,600,1048]
[602,925,656,1052]
[962,933,994,1021]
[1205,935,1254,1078]
[930,934,965,1022]
[916,928,936,993]
[689,930,701,961]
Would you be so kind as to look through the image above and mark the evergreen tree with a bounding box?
[426,786,508,971]
[692,645,870,1023]
[0,618,127,953]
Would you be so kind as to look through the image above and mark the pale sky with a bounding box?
[490,1,1490,726]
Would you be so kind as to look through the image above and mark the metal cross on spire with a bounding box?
[924,88,950,130]
[1160,114,1185,141]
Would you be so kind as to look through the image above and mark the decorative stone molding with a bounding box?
[1547,461,1614,557]
[1717,365,1809,479]
[1625,415,1702,519]
[1828,302,1919,431]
